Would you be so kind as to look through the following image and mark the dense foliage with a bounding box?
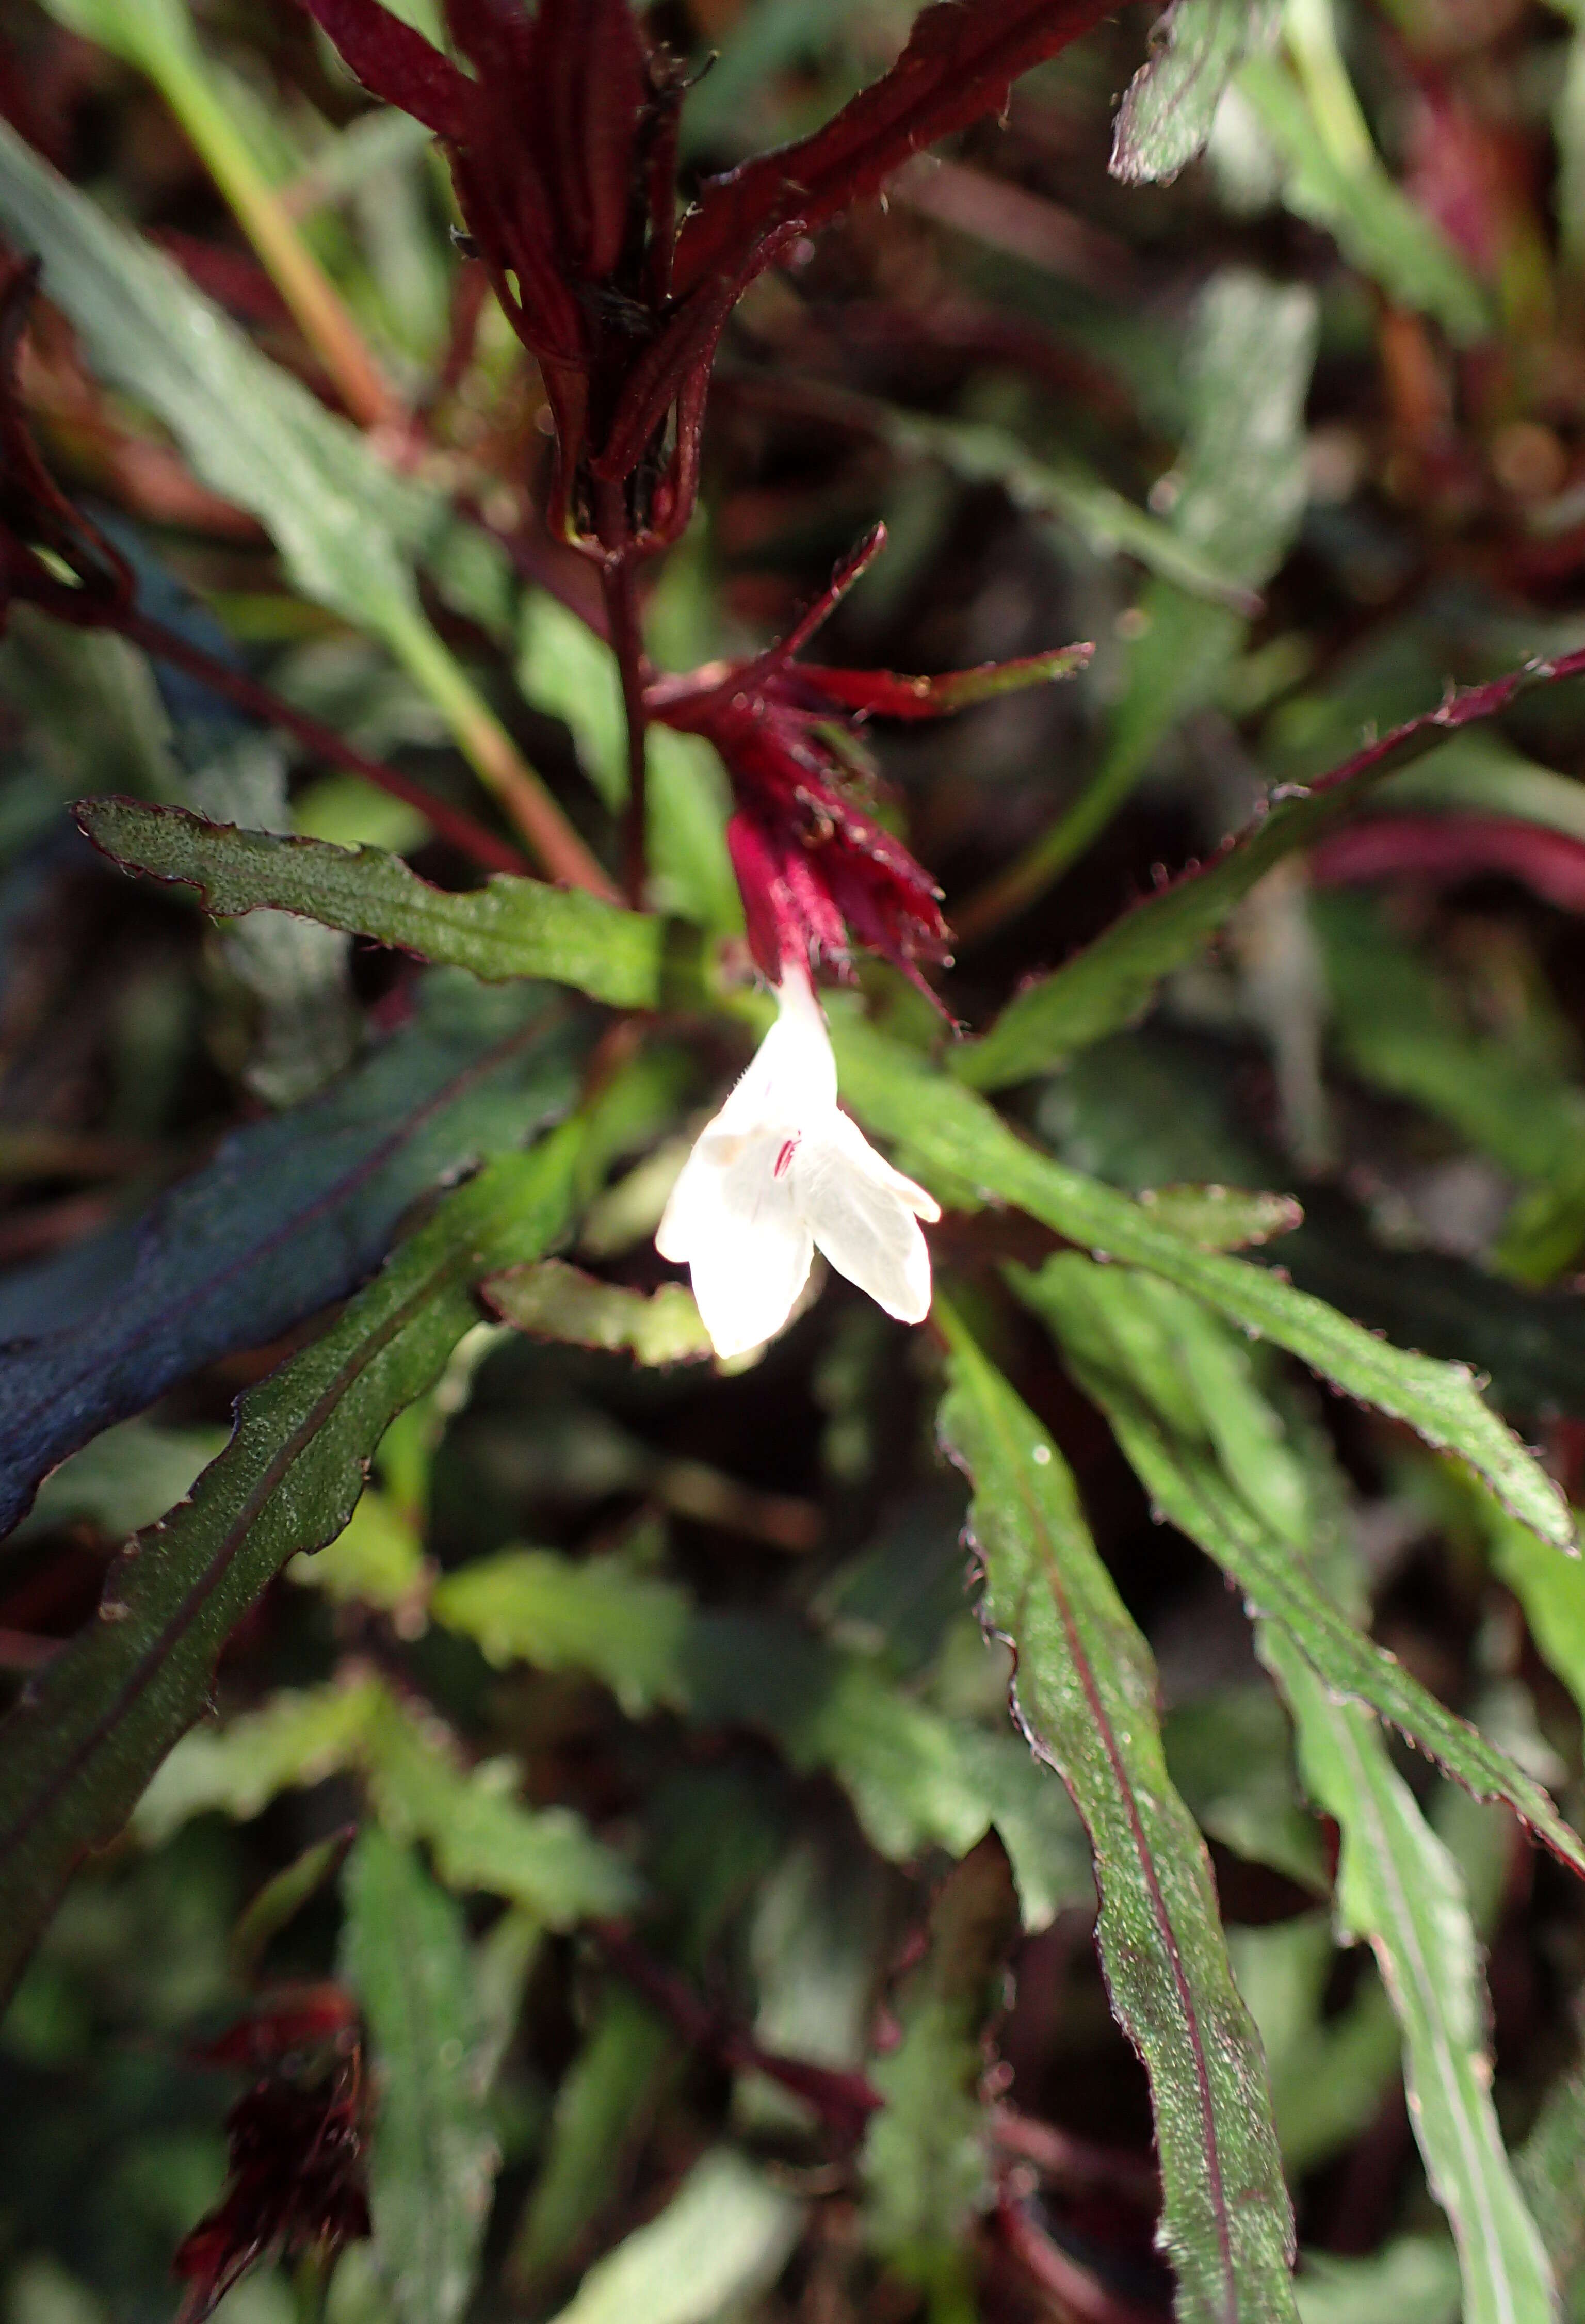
[2,1,1585,2319]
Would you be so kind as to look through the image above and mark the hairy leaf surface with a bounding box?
[937,1307,1297,2322]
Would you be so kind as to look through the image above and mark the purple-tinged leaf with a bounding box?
[800,641,1093,719]
[936,1304,1299,2322]
[295,0,471,138]
[1311,812,1585,910]
[0,978,585,1539]
[956,640,1585,1089]
[672,0,1119,301]
[0,1132,590,2010]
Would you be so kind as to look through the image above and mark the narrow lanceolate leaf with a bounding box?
[1237,54,1487,344]
[956,640,1585,1088]
[0,1136,585,2011]
[77,801,678,1009]
[937,1308,1297,2324]
[1264,1634,1556,2324]
[673,0,1119,297]
[0,980,584,1537]
[341,1830,500,2324]
[1128,1408,1585,1877]
[1019,1273,1585,1879]
[1111,0,1280,184]
[834,1017,1575,1551]
[0,117,444,635]
[1133,1184,1303,1250]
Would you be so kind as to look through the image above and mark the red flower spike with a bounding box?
[0,256,134,633]
[295,0,1119,558]
[649,527,1090,1010]
[173,1987,370,2324]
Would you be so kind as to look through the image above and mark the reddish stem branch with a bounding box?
[592,1920,883,2147]
[593,525,651,904]
[121,608,530,877]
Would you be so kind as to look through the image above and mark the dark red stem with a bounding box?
[120,609,529,877]
[592,1920,883,2147]
[591,503,651,903]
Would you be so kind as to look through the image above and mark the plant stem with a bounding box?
[388,607,620,897]
[122,607,529,876]
[600,548,651,905]
[148,36,402,432]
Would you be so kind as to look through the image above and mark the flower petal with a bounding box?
[792,1113,935,1325]
[692,1143,813,1357]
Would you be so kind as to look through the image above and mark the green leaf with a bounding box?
[861,1838,1018,2287]
[1012,1257,1585,1877]
[877,404,1263,610]
[1133,1184,1304,1250]
[936,1305,1298,2324]
[834,1015,1575,1549]
[1265,1632,1556,2324]
[1490,1511,1585,1724]
[362,1686,638,1925]
[544,2148,803,2324]
[955,778,1429,1091]
[429,1547,1089,1928]
[136,1672,636,1925]
[289,1487,427,1612]
[77,801,678,1010]
[955,272,1316,930]
[1228,1916,1400,2173]
[0,1133,589,2010]
[0,119,442,638]
[507,1988,676,2290]
[14,1418,229,1542]
[1518,2054,1585,2313]
[341,1829,500,2324]
[1111,0,1281,183]
[484,1261,714,1366]
[133,1674,383,1845]
[1294,2236,1462,2324]
[1236,52,1487,342]
[517,595,628,811]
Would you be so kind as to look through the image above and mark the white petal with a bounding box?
[677,1127,815,1358]
[792,1114,935,1325]
[655,1134,720,1264]
[712,966,837,1135]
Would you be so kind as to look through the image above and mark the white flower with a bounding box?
[656,969,941,1359]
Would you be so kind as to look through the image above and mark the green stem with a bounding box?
[142,31,400,430]
[387,608,620,899]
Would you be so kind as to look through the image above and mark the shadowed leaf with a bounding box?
[341,1829,498,2324]
[957,641,1585,1087]
[543,2148,803,2324]
[0,1132,589,2010]
[0,980,584,1538]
